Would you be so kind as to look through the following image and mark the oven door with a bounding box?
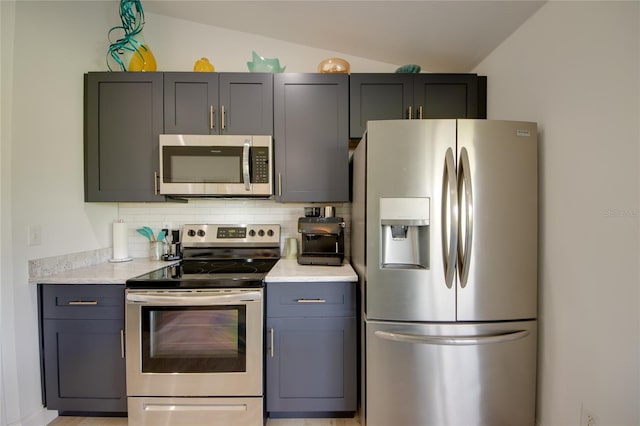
[125,288,263,397]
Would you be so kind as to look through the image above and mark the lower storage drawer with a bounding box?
[266,281,356,317]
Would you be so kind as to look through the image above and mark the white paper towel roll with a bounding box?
[111,221,131,261]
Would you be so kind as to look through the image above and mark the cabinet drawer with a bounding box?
[266,282,355,317]
[40,284,124,320]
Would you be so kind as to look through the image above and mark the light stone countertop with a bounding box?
[30,257,357,285]
[30,258,178,284]
[265,258,357,283]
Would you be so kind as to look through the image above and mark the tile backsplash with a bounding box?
[118,199,351,259]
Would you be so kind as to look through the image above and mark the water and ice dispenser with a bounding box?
[380,198,430,269]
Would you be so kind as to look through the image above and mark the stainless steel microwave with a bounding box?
[159,134,273,197]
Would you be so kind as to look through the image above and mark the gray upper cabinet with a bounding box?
[349,73,487,138]
[413,73,483,119]
[349,73,414,138]
[164,72,273,135]
[274,73,349,202]
[84,72,164,202]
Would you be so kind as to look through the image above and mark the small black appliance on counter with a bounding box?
[297,217,345,266]
[161,229,182,261]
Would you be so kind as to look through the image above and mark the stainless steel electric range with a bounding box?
[125,224,280,426]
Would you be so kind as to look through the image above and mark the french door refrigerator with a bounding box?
[351,119,538,426]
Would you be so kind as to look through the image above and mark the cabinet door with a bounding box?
[42,318,127,412]
[84,72,164,202]
[219,73,273,135]
[164,72,218,134]
[349,73,413,139]
[266,316,357,414]
[413,73,480,119]
[274,73,349,202]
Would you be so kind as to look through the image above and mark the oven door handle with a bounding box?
[126,291,262,305]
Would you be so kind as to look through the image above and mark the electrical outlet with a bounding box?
[581,405,596,426]
[28,225,42,246]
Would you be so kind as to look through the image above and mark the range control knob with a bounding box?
[248,229,256,237]
[267,229,274,237]
[258,229,265,237]
[197,230,206,237]
[187,229,196,237]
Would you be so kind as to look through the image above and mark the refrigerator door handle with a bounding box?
[458,147,473,288]
[374,329,530,346]
[441,148,459,289]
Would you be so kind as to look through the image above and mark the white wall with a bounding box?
[143,12,397,73]
[1,2,394,424]
[473,2,639,425]
[0,2,15,424]
[5,1,638,425]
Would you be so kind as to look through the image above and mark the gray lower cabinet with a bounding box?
[349,73,487,138]
[84,72,165,202]
[164,72,273,135]
[266,281,357,417]
[273,73,350,202]
[39,284,127,414]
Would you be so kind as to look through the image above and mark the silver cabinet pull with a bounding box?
[209,105,215,129]
[269,328,274,358]
[68,301,98,305]
[407,105,413,120]
[418,105,423,119]
[296,298,326,303]
[153,171,158,194]
[278,173,282,197]
[120,329,125,358]
[221,105,226,130]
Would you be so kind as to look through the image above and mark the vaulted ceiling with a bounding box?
[145,0,546,72]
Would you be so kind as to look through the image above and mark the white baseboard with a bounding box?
[9,408,57,426]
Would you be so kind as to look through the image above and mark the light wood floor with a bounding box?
[48,415,361,426]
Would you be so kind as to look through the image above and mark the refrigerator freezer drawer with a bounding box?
[365,319,537,426]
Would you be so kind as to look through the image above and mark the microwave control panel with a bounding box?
[251,147,270,183]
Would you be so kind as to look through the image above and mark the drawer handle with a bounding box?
[68,301,98,305]
[296,298,326,303]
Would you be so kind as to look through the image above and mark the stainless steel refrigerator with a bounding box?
[351,119,538,426]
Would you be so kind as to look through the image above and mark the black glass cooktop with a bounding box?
[181,259,278,274]
[126,258,279,289]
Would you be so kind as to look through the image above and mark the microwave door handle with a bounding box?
[243,140,251,191]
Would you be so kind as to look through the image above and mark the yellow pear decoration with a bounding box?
[193,57,215,72]
[126,32,157,71]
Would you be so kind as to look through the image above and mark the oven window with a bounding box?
[141,305,246,373]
